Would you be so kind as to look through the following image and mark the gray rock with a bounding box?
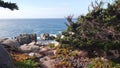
[14,33,37,45]
[40,33,50,40]
[28,52,35,57]
[2,39,20,47]
[1,39,21,53]
[28,52,43,58]
[0,38,8,43]
[0,44,14,68]
[19,42,40,53]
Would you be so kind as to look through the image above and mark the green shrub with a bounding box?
[14,58,39,68]
[87,58,120,68]
[48,43,55,49]
[56,0,120,50]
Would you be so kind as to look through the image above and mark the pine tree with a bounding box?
[0,0,18,10]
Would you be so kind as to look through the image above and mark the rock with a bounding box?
[79,51,88,57]
[0,38,8,43]
[28,52,35,57]
[19,42,40,53]
[54,42,59,47]
[100,57,108,61]
[19,44,29,52]
[40,33,50,40]
[28,52,43,58]
[14,33,37,45]
[39,47,49,52]
[2,39,20,47]
[35,53,43,58]
[40,56,55,68]
[61,35,64,39]
[74,50,88,57]
[29,41,36,45]
[0,44,14,68]
[49,36,55,40]
[53,50,56,55]
[1,39,21,53]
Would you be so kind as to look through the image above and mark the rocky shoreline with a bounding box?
[0,33,120,68]
[0,33,59,68]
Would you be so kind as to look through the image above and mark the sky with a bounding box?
[0,0,113,19]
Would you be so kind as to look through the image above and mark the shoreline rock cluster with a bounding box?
[0,33,59,68]
[0,36,59,68]
[10,33,56,45]
[14,33,37,45]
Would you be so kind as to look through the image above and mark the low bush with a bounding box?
[14,58,39,68]
[87,58,120,68]
[48,43,55,49]
[11,53,39,68]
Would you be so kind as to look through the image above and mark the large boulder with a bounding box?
[1,39,21,53]
[19,42,40,53]
[14,33,37,45]
[2,39,20,47]
[0,44,14,68]
[0,38,8,43]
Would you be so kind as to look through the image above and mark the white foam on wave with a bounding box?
[50,34,57,37]
[37,37,40,40]
[37,34,58,45]
[37,40,58,45]
[37,33,58,40]
[58,31,62,34]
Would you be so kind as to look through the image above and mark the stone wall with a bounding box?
[14,33,37,45]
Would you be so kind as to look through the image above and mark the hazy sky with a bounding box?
[0,0,113,19]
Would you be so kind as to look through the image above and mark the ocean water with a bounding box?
[0,19,66,38]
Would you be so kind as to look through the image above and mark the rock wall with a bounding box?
[14,33,37,45]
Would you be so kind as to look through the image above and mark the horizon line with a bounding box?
[0,17,77,19]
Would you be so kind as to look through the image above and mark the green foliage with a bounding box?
[48,43,55,48]
[0,0,18,10]
[115,0,120,4]
[14,58,39,68]
[55,47,80,67]
[93,40,120,50]
[54,1,120,67]
[55,47,76,58]
[56,0,120,50]
[87,58,120,68]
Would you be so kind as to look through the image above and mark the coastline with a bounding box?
[1,33,59,46]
